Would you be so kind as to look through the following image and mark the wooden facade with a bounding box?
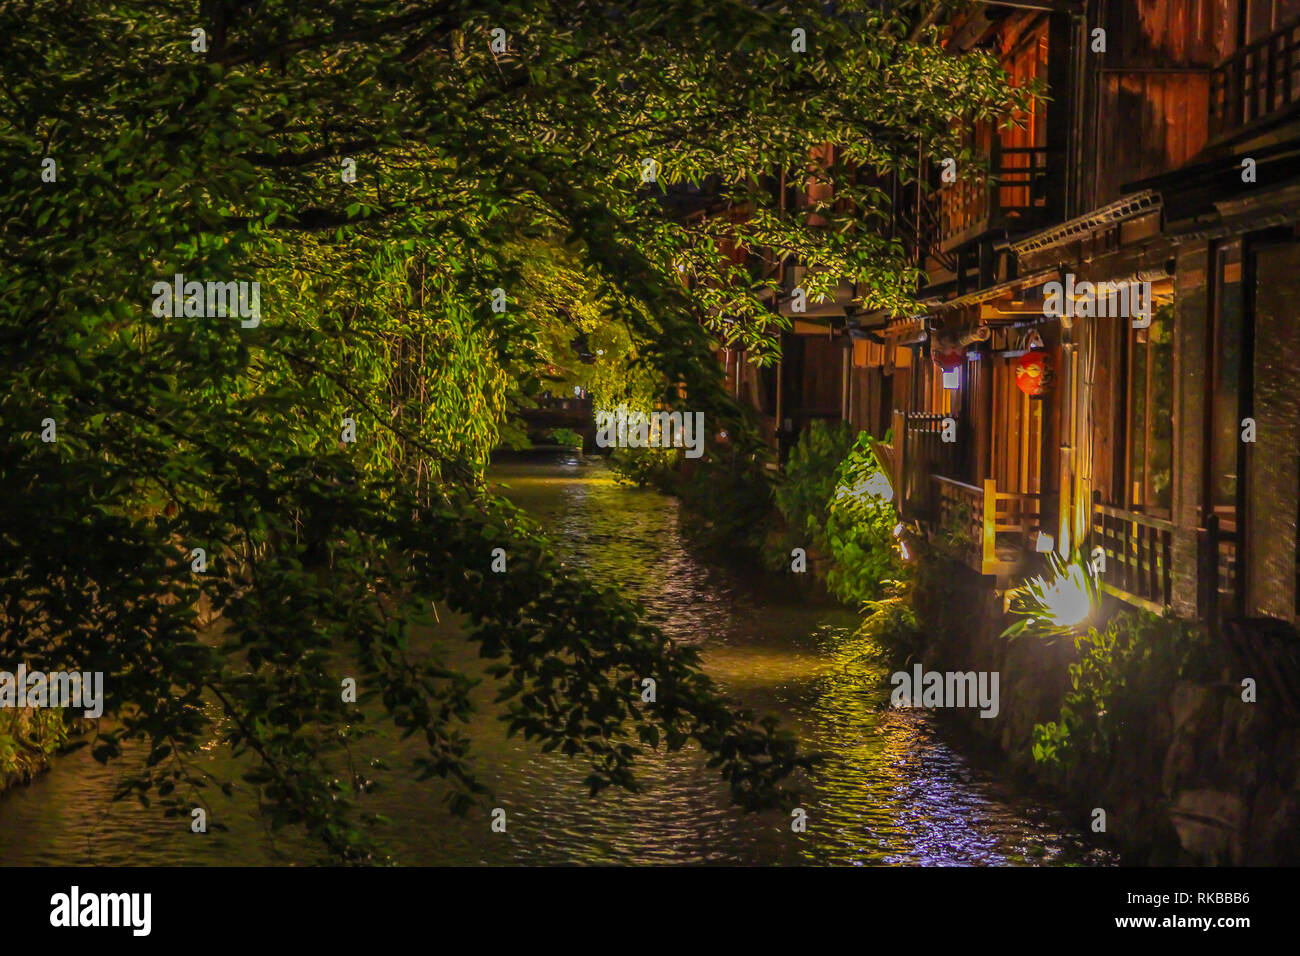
[729,0,1300,626]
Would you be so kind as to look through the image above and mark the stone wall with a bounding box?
[913,561,1300,864]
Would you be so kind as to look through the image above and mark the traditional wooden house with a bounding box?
[900,0,1300,627]
[732,0,1300,630]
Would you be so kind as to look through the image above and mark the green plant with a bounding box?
[549,427,583,448]
[772,420,859,561]
[1030,611,1217,770]
[0,708,70,786]
[1002,551,1102,642]
[853,578,921,658]
[823,434,903,605]
[606,445,676,487]
[675,452,776,556]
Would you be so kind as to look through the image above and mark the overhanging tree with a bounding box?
[0,0,1025,860]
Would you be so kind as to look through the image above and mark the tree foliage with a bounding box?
[0,0,1023,860]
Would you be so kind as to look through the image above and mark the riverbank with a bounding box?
[908,563,1300,865]
[0,709,69,795]
[763,520,1300,865]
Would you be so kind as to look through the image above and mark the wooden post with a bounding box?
[894,409,907,519]
[983,478,997,575]
[1203,513,1220,638]
[1091,490,1103,585]
[774,349,785,452]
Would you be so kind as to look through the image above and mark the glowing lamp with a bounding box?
[1036,563,1091,628]
[863,470,894,503]
[1015,349,1051,396]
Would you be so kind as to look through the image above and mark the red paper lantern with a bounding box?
[1015,349,1051,396]
[933,348,965,373]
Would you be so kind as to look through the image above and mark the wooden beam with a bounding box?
[974,0,1082,12]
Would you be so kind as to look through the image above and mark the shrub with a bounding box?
[0,708,70,788]
[674,454,775,557]
[1030,610,1218,770]
[853,578,922,658]
[606,445,676,487]
[549,427,583,448]
[1002,551,1103,642]
[823,433,903,605]
[772,420,859,559]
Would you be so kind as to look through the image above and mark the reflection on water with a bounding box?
[0,457,1112,865]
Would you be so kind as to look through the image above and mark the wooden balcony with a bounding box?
[890,410,959,519]
[932,475,1040,579]
[1210,16,1300,143]
[937,145,1053,252]
[1090,495,1173,614]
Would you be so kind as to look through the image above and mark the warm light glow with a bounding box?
[1029,562,1091,628]
[863,470,894,503]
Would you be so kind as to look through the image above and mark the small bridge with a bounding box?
[517,393,596,448]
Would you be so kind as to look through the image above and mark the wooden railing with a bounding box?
[894,176,958,274]
[893,410,960,519]
[990,483,1040,537]
[1210,17,1300,141]
[534,394,591,412]
[937,144,1052,251]
[932,475,983,568]
[932,475,1039,577]
[1091,494,1174,613]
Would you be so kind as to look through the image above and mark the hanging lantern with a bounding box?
[934,348,964,390]
[1015,348,1052,396]
[933,348,965,373]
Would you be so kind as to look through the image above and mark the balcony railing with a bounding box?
[891,410,960,519]
[1091,495,1174,613]
[1210,17,1300,142]
[937,144,1052,252]
[932,475,1040,578]
[933,475,984,568]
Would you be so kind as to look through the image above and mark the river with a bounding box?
[0,457,1112,865]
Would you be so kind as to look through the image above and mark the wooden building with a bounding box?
[731,0,1300,627]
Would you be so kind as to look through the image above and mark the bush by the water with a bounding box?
[549,427,584,448]
[1031,611,1218,771]
[770,420,860,565]
[0,709,69,790]
[607,445,676,487]
[823,434,903,605]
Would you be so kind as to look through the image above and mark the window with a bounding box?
[1126,301,1174,516]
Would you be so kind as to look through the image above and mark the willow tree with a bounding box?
[0,0,1024,860]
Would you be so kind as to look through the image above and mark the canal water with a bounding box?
[0,458,1112,865]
